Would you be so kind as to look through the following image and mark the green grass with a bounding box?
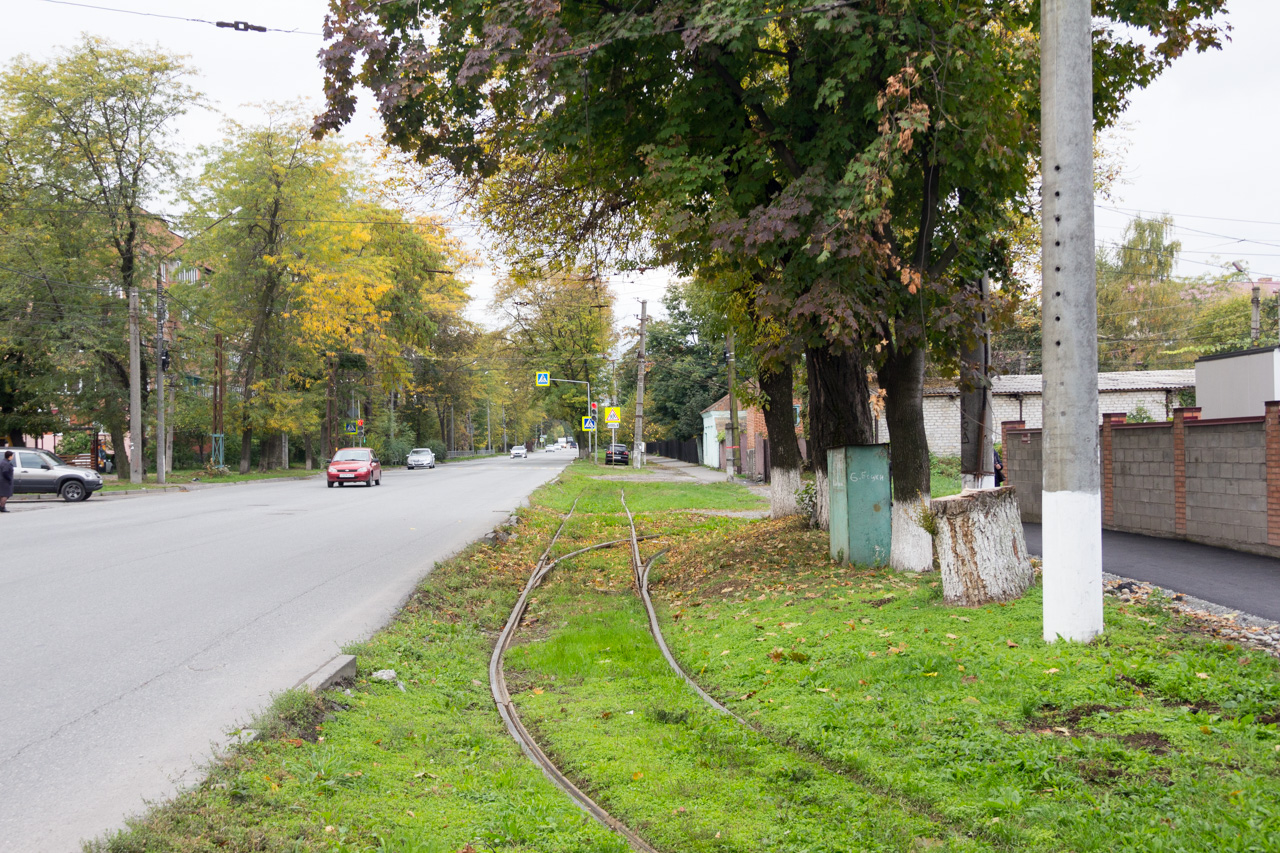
[652,519,1280,851]
[99,467,319,491]
[930,454,962,498]
[511,566,991,851]
[86,517,627,853]
[538,461,768,515]
[86,460,1280,852]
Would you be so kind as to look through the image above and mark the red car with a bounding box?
[326,447,382,487]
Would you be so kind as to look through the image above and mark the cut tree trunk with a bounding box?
[932,487,1031,606]
[759,360,803,518]
[879,345,933,572]
[805,344,874,530]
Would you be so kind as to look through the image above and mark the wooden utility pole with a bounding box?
[1041,0,1102,642]
[960,274,994,490]
[632,300,647,468]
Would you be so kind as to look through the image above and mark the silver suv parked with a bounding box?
[9,448,103,501]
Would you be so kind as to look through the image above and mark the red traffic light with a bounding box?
[357,419,364,427]
[590,402,598,412]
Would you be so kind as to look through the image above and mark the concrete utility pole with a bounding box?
[213,334,226,468]
[632,300,647,468]
[1041,0,1103,643]
[726,329,738,479]
[1251,282,1261,345]
[128,286,143,484]
[155,263,168,484]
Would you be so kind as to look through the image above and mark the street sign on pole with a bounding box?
[582,416,596,432]
[535,371,550,386]
[343,421,358,435]
[604,406,621,425]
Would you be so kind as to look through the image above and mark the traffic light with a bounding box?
[357,419,364,427]
[590,402,598,413]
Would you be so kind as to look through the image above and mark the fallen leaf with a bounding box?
[532,688,544,695]
[1044,668,1060,674]
[963,696,981,704]
[1196,672,1209,679]
[957,665,965,672]
[632,771,644,781]
[601,711,612,719]
[946,633,958,639]
[816,687,830,692]
[922,672,938,677]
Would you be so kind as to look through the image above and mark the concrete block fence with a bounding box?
[1002,404,1280,559]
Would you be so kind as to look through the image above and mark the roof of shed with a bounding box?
[922,369,1195,397]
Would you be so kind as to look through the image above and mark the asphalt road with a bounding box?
[0,452,573,853]
[1024,523,1280,623]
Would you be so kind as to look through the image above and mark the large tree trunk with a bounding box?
[110,422,129,482]
[239,426,253,474]
[806,344,874,530]
[258,433,278,473]
[759,360,803,518]
[879,345,933,572]
[304,434,313,470]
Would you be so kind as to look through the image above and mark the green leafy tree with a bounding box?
[317,0,1229,523]
[0,37,199,476]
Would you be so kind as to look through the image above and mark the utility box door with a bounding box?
[828,445,892,566]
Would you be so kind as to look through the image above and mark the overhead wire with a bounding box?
[35,0,322,36]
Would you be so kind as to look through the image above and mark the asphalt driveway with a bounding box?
[1024,523,1280,624]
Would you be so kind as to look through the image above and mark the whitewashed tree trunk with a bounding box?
[770,465,803,519]
[891,494,934,572]
[281,433,290,469]
[933,487,1032,606]
[813,467,830,530]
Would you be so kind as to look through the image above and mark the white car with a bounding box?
[406,448,436,469]
[510,445,527,458]
[544,444,557,452]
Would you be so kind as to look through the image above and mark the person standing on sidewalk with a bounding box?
[0,450,14,512]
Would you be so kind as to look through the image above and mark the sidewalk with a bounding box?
[645,455,732,484]
[1024,523,1280,624]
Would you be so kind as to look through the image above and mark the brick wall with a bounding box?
[1004,408,1280,559]
[1002,420,1042,522]
[1110,424,1175,534]
[1185,422,1269,548]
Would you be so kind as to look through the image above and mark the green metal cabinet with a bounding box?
[828,444,892,566]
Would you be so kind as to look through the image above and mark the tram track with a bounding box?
[488,498,664,853]
[619,489,1022,851]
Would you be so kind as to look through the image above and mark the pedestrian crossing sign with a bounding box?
[604,407,621,425]
[582,416,596,431]
[536,371,550,387]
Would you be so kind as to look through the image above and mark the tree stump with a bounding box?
[933,487,1031,606]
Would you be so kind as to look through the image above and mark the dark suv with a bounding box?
[605,443,630,465]
[9,448,104,501]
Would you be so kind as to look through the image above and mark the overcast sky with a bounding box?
[5,0,1279,334]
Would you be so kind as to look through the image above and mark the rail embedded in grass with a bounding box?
[489,497,662,853]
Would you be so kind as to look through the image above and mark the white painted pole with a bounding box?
[1041,0,1103,642]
